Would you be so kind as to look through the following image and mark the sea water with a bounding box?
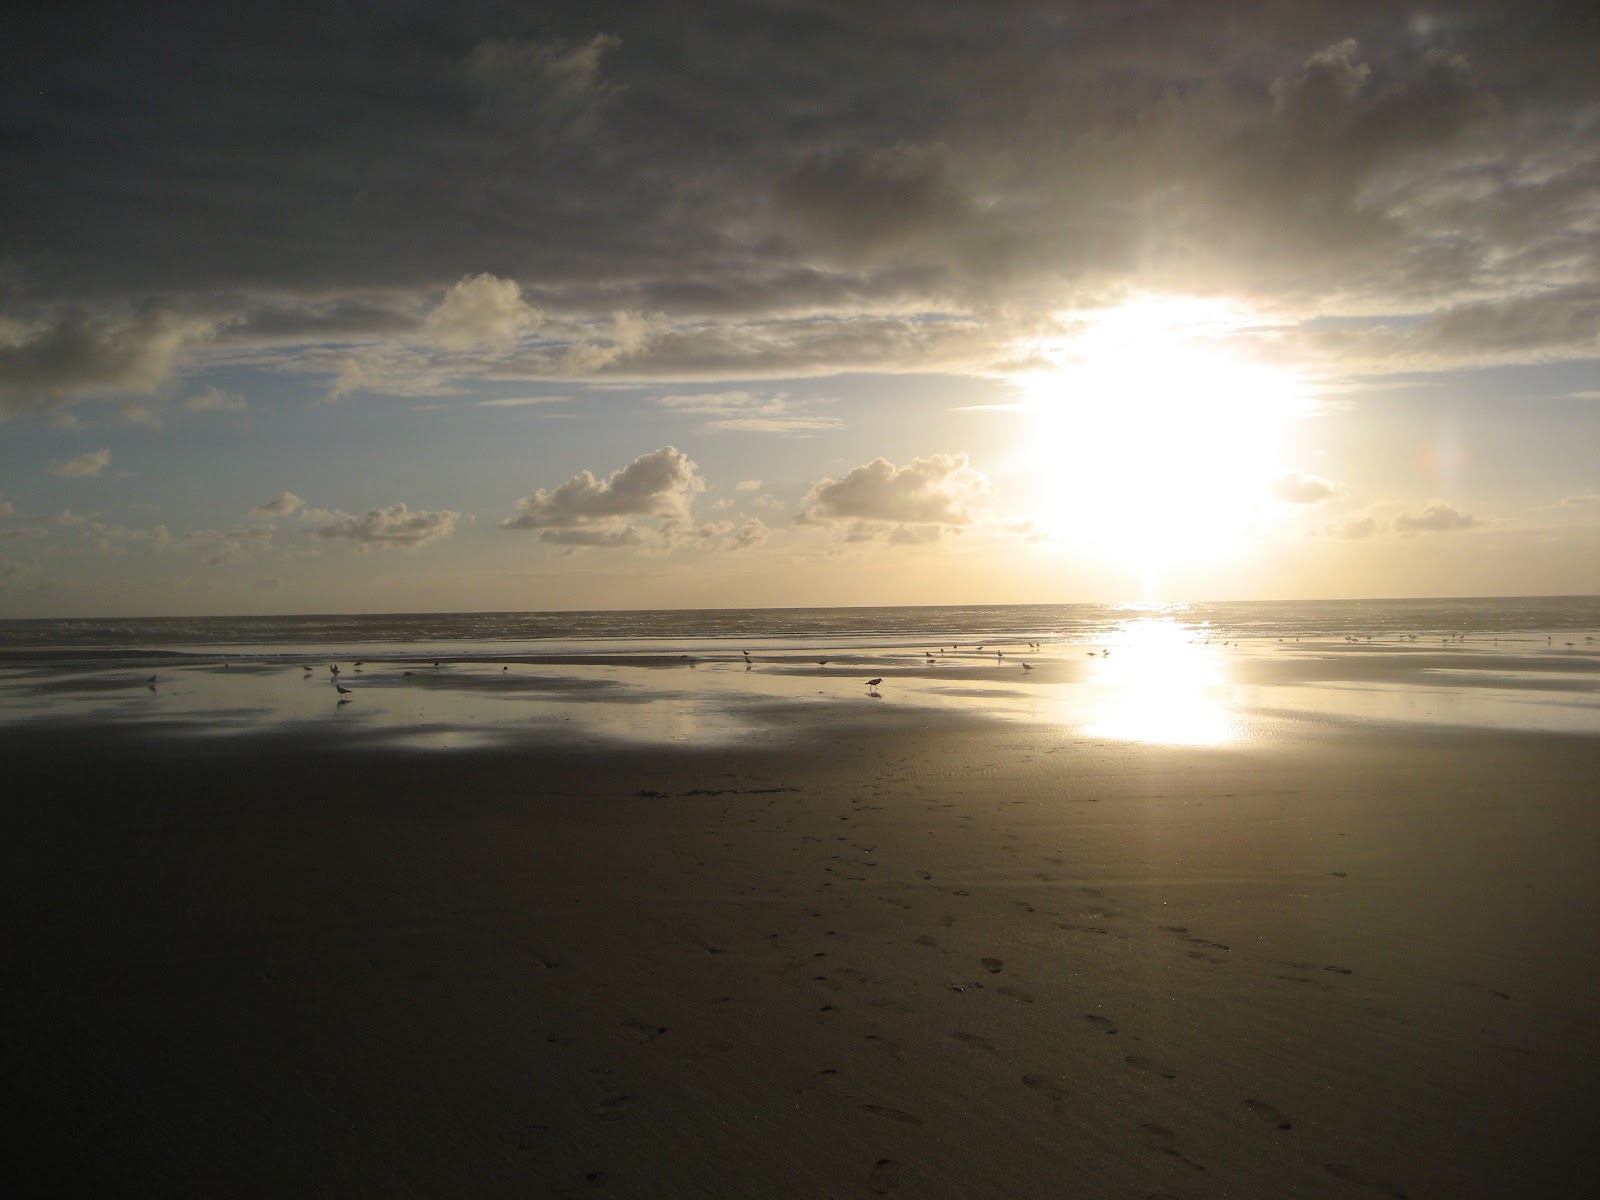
[2,597,1597,748]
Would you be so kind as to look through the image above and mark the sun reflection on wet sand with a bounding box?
[1078,618,1239,745]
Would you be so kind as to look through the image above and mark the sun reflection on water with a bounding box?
[1079,618,1238,745]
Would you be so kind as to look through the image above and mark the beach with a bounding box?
[7,689,1597,1197]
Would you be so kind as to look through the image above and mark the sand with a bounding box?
[6,714,1597,1198]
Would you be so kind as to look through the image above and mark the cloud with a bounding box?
[249,491,306,519]
[685,517,771,551]
[315,503,460,549]
[1271,472,1342,505]
[735,479,763,492]
[1329,516,1378,540]
[426,274,540,347]
[0,2,1594,407]
[477,396,567,408]
[775,144,973,263]
[0,305,215,420]
[1393,503,1483,533]
[655,390,841,432]
[465,34,623,138]
[798,452,989,541]
[182,386,247,412]
[502,446,706,548]
[49,448,112,478]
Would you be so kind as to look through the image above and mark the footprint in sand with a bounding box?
[981,956,1004,973]
[1245,1098,1294,1130]
[1139,1123,1205,1171]
[860,1104,922,1126]
[620,1019,668,1042]
[952,1031,999,1054]
[1325,1162,1409,1197]
[1022,1072,1066,1112]
[869,1158,903,1194]
[1124,1055,1178,1079]
[914,935,939,948]
[795,1067,840,1094]
[915,870,933,880]
[1324,965,1354,975]
[998,985,1035,1003]
[1084,1013,1118,1034]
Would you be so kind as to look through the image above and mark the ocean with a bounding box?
[2,597,1597,749]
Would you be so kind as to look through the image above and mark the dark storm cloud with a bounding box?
[2,1,1597,404]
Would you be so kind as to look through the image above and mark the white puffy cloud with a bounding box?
[1271,472,1342,504]
[315,503,460,548]
[49,448,111,478]
[798,452,989,541]
[502,446,707,548]
[1393,503,1484,533]
[426,274,540,347]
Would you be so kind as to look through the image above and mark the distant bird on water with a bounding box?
[817,659,831,667]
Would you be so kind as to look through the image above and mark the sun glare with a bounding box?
[1079,616,1238,745]
[1020,298,1305,583]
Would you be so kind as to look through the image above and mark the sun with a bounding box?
[1019,297,1305,580]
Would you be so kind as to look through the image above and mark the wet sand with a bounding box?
[6,715,1598,1198]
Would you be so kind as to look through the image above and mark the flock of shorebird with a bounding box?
[152,631,1599,707]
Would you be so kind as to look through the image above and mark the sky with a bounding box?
[1,0,1597,617]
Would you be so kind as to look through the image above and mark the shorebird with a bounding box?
[336,683,351,695]
[329,664,340,675]
[865,677,882,690]
[1022,662,1033,670]
[302,665,313,673]
[817,659,830,667]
